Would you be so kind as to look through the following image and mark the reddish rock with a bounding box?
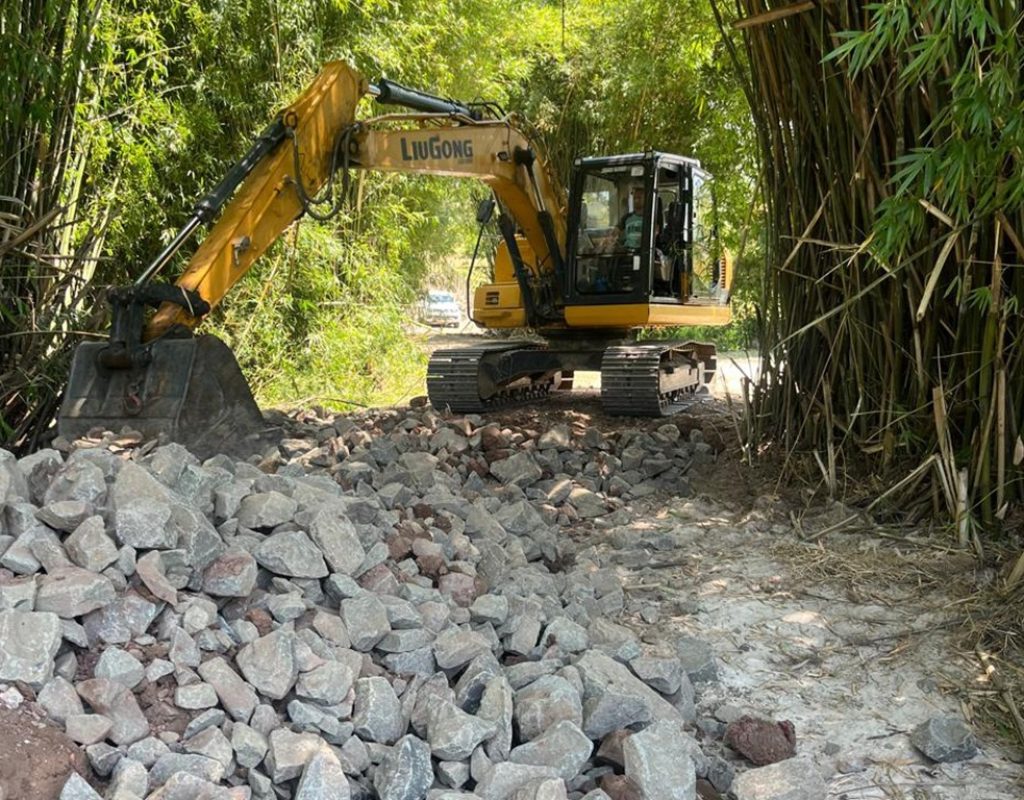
[412,504,434,520]
[246,608,273,637]
[596,729,632,768]
[600,774,643,800]
[438,572,483,607]
[696,778,722,800]
[466,459,489,478]
[479,427,508,450]
[724,715,796,766]
[386,534,413,561]
[416,554,447,579]
[357,563,400,594]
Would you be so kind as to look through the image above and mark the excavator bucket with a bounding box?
[58,334,266,458]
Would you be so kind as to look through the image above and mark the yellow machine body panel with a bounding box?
[565,300,731,328]
[472,282,527,328]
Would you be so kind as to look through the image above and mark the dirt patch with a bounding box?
[0,707,94,799]
[136,677,193,737]
[586,466,1024,797]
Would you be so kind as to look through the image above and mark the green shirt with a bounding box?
[622,213,643,249]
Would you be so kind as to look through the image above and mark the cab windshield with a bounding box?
[574,165,649,295]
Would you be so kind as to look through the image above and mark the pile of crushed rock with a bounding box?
[0,405,828,800]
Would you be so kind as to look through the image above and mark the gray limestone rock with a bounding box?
[183,726,234,771]
[475,764,561,800]
[59,772,103,800]
[95,647,145,689]
[674,635,718,684]
[309,507,366,575]
[622,720,697,800]
[297,661,355,705]
[172,503,224,570]
[182,709,225,740]
[910,716,978,763]
[375,734,434,800]
[65,713,113,745]
[38,675,85,722]
[35,567,115,618]
[542,617,589,653]
[509,779,567,800]
[135,551,178,605]
[0,609,61,687]
[36,499,93,532]
[427,700,497,760]
[127,736,170,767]
[76,677,149,745]
[168,627,200,668]
[730,757,826,800]
[237,491,298,529]
[0,575,37,612]
[83,592,158,645]
[470,595,509,626]
[576,651,683,731]
[628,655,683,695]
[0,449,29,504]
[149,753,225,787]
[232,722,269,768]
[567,488,605,519]
[582,693,650,740]
[64,516,119,573]
[109,757,149,799]
[379,629,437,659]
[254,530,328,578]
[236,629,298,700]
[514,675,583,742]
[45,458,106,507]
[479,675,514,760]
[175,682,219,709]
[489,453,542,488]
[434,628,492,670]
[265,728,325,783]
[352,676,404,744]
[509,720,592,781]
[296,747,351,800]
[342,594,392,652]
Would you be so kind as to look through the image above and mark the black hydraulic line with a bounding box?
[373,78,482,120]
[536,209,566,300]
[466,227,486,325]
[135,118,288,287]
[193,118,288,223]
[497,213,537,327]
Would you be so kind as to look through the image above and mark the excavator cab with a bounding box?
[562,152,731,329]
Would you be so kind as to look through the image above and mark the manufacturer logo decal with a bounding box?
[400,136,474,161]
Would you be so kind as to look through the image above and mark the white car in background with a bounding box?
[419,290,461,328]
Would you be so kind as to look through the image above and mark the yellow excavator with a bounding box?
[59,62,732,455]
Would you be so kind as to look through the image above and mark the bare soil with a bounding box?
[0,707,93,800]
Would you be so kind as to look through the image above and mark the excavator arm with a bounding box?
[58,61,566,455]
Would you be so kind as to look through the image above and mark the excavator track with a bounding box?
[427,342,555,413]
[600,342,708,417]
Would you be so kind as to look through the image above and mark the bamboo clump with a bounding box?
[714,1,1024,547]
